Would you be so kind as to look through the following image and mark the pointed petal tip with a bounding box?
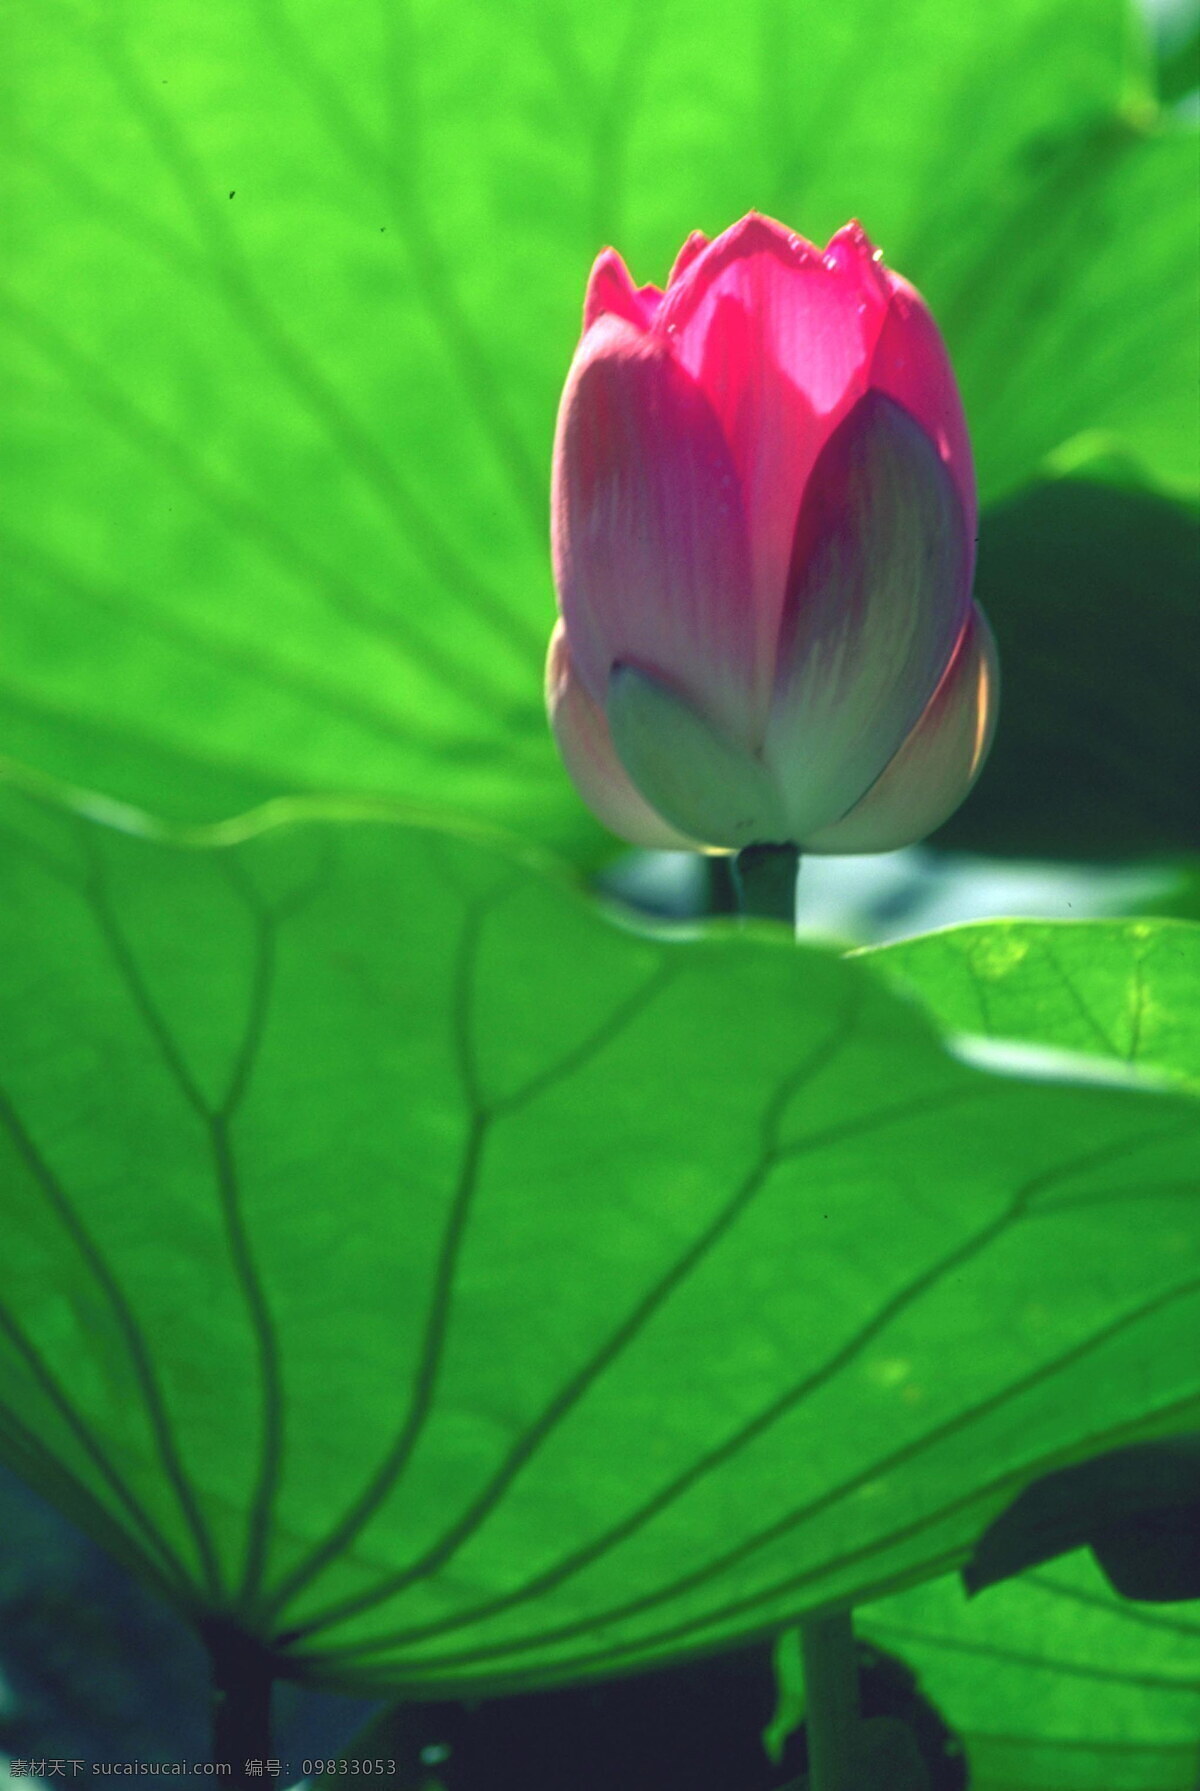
[656,211,850,343]
[719,211,819,262]
[827,218,876,256]
[821,220,891,301]
[666,230,711,288]
[583,248,662,333]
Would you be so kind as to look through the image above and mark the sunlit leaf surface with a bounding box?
[0,781,1196,1693]
[2,0,1195,847]
[866,918,1200,1090]
[863,1558,1200,1790]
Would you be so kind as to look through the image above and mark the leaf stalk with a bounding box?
[732,843,800,925]
[204,1619,276,1789]
[799,1610,861,1791]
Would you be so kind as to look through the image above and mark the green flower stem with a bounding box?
[731,844,800,924]
[799,1611,861,1791]
[732,850,861,1789]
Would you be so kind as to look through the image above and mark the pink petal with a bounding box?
[803,605,999,852]
[765,391,973,840]
[653,216,893,706]
[870,272,977,562]
[551,314,759,748]
[545,623,697,849]
[666,230,710,287]
[583,248,664,332]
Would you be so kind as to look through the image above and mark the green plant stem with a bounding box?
[205,1621,276,1788]
[733,851,861,1786]
[799,1611,861,1791]
[731,843,800,924]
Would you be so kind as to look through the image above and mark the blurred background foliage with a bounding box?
[2,0,1197,863]
[2,0,1198,1784]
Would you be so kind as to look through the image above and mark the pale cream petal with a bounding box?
[545,624,697,850]
[551,316,759,748]
[765,391,972,840]
[803,606,999,853]
[607,662,789,850]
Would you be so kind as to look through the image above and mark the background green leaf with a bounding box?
[2,0,1195,851]
[862,1557,1200,1790]
[0,782,1197,1695]
[962,1434,1200,1601]
[932,480,1200,862]
[866,917,1200,1091]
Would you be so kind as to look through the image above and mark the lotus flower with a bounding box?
[546,213,998,852]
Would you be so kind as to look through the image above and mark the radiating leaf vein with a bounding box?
[0,1078,221,1594]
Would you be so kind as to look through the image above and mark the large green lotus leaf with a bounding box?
[861,1558,1200,1789]
[865,919,1200,1092]
[0,778,1197,1696]
[1,0,1194,847]
[931,480,1200,861]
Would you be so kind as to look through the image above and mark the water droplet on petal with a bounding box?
[822,252,839,271]
[871,247,885,264]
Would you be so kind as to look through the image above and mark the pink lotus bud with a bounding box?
[547,213,998,853]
